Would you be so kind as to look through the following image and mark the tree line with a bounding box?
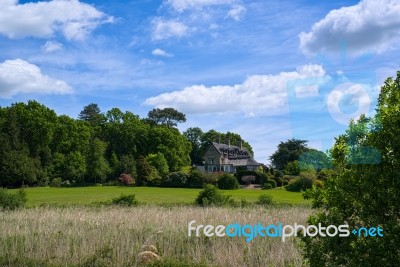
[0,101,252,188]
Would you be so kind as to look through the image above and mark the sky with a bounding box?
[0,0,400,163]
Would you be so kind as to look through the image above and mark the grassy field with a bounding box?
[11,186,309,206]
[0,205,311,267]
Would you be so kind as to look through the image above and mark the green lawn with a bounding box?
[11,186,309,206]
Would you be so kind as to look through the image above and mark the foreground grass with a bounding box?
[0,206,311,267]
[11,186,308,207]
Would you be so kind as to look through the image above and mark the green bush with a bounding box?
[262,183,272,190]
[50,177,62,187]
[264,179,277,188]
[274,177,284,187]
[258,173,270,185]
[217,174,239,190]
[274,170,284,178]
[285,171,316,192]
[162,172,188,188]
[203,172,219,185]
[0,189,27,210]
[111,194,138,206]
[256,193,273,206]
[195,184,231,206]
[186,169,205,188]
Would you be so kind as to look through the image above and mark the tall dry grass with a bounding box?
[0,206,311,266]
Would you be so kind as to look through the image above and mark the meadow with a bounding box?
[11,186,309,207]
[0,205,311,267]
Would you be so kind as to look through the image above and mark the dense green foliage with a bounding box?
[255,193,273,206]
[111,194,138,206]
[269,139,310,170]
[0,189,26,210]
[0,101,192,187]
[285,171,317,192]
[195,184,232,206]
[302,72,400,266]
[264,179,277,189]
[217,173,239,190]
[147,107,186,127]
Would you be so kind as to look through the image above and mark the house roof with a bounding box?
[211,142,260,166]
[211,142,249,155]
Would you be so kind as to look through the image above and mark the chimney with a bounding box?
[218,136,221,144]
[227,138,230,147]
[237,140,242,149]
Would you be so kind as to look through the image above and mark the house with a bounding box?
[204,139,260,173]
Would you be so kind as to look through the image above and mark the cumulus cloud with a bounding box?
[226,4,246,21]
[152,18,189,40]
[0,0,113,40]
[152,48,173,57]
[166,0,234,12]
[144,64,326,115]
[0,59,73,98]
[300,0,400,54]
[42,41,64,53]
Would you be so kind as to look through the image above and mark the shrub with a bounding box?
[262,183,272,190]
[274,177,284,187]
[314,179,324,189]
[274,170,284,178]
[256,193,273,206]
[258,173,270,185]
[317,169,335,181]
[203,172,219,185]
[162,172,188,188]
[187,169,205,188]
[50,177,62,187]
[118,173,134,186]
[217,174,239,190]
[111,194,138,206]
[265,179,277,188]
[283,175,297,181]
[0,189,27,210]
[195,184,231,206]
[285,171,316,192]
[285,160,301,175]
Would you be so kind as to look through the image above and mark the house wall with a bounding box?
[204,145,221,172]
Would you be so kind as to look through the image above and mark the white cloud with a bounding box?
[42,41,64,53]
[166,0,234,12]
[0,0,113,40]
[152,18,190,40]
[152,48,173,57]
[144,64,326,115]
[300,0,400,55]
[226,4,246,21]
[0,59,73,98]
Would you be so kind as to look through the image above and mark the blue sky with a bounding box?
[1,0,400,163]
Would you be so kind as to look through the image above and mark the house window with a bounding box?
[209,158,214,164]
